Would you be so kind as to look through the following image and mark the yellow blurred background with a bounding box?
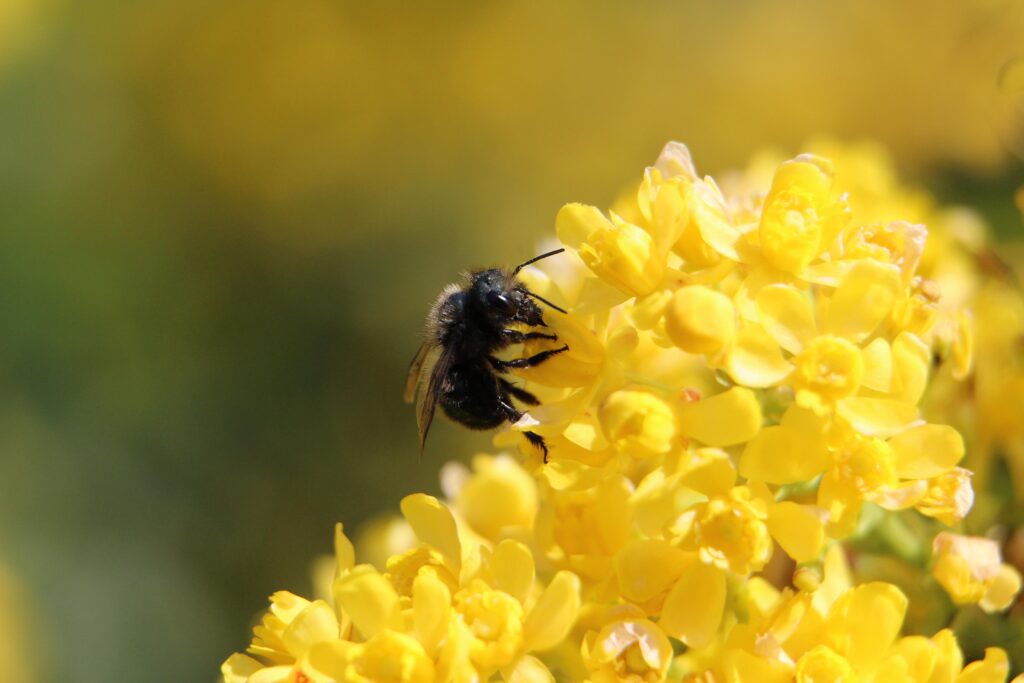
[0,1,1022,680]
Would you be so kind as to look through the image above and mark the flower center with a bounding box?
[695,493,771,574]
[453,581,524,670]
[794,335,864,402]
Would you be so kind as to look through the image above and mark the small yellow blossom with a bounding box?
[759,154,849,274]
[598,387,680,457]
[448,454,538,541]
[932,532,1022,612]
[916,467,974,527]
[691,486,772,575]
[792,334,865,407]
[557,203,666,298]
[581,617,673,683]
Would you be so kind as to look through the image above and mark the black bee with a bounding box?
[404,249,569,462]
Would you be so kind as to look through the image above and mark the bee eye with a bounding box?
[487,291,515,313]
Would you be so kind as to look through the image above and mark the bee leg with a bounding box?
[498,397,525,424]
[499,397,550,463]
[499,378,540,406]
[502,329,558,343]
[489,345,569,371]
[523,431,549,463]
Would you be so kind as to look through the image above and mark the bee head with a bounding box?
[468,269,545,327]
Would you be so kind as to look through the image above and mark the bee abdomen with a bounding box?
[438,363,506,430]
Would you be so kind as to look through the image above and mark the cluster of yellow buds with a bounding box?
[222,142,1023,682]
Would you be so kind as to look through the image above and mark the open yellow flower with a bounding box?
[581,615,673,683]
[759,155,849,275]
[932,532,1022,613]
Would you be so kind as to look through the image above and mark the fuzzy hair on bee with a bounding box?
[404,248,569,462]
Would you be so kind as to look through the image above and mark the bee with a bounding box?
[404,248,569,462]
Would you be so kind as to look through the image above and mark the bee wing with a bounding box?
[415,344,455,462]
[404,340,434,404]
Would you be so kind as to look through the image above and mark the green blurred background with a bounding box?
[0,1,1022,680]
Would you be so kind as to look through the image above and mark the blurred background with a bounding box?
[0,0,1022,680]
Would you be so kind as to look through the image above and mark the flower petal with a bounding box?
[756,284,818,354]
[692,177,745,262]
[955,648,1009,683]
[615,540,689,603]
[400,494,462,572]
[740,425,829,485]
[301,640,353,681]
[767,502,825,562]
[824,260,903,342]
[523,571,581,652]
[282,600,339,657]
[891,332,930,405]
[860,338,893,393]
[872,480,928,510]
[888,424,965,479]
[249,666,295,683]
[678,387,763,446]
[413,566,451,654]
[335,522,355,575]
[726,323,794,387]
[661,561,726,647]
[665,285,736,355]
[723,649,794,683]
[680,448,737,497]
[836,397,920,438]
[502,654,555,683]
[332,565,402,639]
[654,141,698,180]
[825,582,907,670]
[491,539,535,605]
[980,565,1023,613]
[221,654,264,683]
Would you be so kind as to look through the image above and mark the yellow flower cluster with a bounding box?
[224,491,580,683]
[222,142,1023,682]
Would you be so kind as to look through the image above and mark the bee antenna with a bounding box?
[513,248,565,275]
[524,289,567,314]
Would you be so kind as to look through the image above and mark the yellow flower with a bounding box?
[449,454,538,541]
[691,486,772,575]
[915,467,974,527]
[838,221,927,284]
[759,154,849,275]
[513,306,607,388]
[598,387,680,457]
[537,478,632,581]
[791,334,865,406]
[581,617,673,683]
[454,578,525,670]
[248,592,341,665]
[931,532,1022,612]
[557,203,665,298]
